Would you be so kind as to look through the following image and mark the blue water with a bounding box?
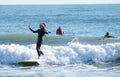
[0,4,120,77]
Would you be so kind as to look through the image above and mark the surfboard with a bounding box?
[18,61,39,66]
[100,36,117,41]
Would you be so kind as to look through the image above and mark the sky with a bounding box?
[0,0,120,5]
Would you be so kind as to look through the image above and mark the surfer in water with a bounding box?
[56,26,64,35]
[103,32,116,40]
[28,22,50,58]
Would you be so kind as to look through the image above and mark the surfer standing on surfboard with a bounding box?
[28,22,50,58]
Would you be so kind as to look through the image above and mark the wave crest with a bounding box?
[0,42,120,65]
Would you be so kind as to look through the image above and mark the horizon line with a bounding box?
[0,3,120,5]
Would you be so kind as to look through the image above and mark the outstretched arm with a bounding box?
[46,31,51,34]
[43,28,51,34]
[28,25,38,33]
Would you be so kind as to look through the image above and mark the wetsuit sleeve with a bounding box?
[44,28,51,34]
[29,28,38,33]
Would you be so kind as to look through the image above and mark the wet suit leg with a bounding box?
[36,42,44,58]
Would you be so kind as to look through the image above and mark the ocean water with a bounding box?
[0,4,120,77]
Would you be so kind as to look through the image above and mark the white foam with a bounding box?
[0,44,37,64]
[0,42,120,65]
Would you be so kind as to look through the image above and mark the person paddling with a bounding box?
[103,32,115,39]
[56,26,64,35]
[28,22,50,58]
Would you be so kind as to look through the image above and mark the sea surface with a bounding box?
[0,4,120,77]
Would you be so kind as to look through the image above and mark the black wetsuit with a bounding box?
[29,27,48,57]
[104,32,115,38]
